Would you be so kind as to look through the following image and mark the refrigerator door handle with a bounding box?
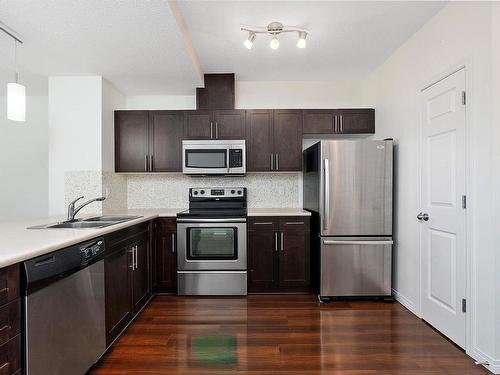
[323,159,330,230]
[323,240,394,245]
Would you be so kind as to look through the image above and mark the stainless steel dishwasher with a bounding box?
[23,237,106,375]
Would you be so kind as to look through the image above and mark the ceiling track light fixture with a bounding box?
[1,24,25,122]
[241,22,308,50]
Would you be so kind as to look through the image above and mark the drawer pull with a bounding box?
[285,222,304,225]
[0,287,8,295]
[0,325,11,333]
[253,222,273,225]
[0,362,9,371]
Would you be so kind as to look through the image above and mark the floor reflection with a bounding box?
[190,334,237,366]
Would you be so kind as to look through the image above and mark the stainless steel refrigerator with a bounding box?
[303,140,393,301]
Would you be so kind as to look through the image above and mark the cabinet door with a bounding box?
[248,225,279,292]
[273,110,303,171]
[213,110,245,139]
[132,233,151,313]
[115,111,150,172]
[184,110,213,139]
[105,246,132,345]
[245,110,274,172]
[150,111,184,172]
[278,229,310,288]
[302,110,335,134]
[337,109,375,134]
[156,219,177,293]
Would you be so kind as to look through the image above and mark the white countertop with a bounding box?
[0,207,310,269]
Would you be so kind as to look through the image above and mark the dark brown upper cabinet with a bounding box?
[184,110,245,140]
[115,110,183,172]
[246,109,302,172]
[303,108,374,134]
[196,73,235,110]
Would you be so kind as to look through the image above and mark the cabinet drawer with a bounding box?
[248,217,279,231]
[0,334,20,375]
[157,218,176,232]
[0,266,19,306]
[0,301,20,347]
[279,217,310,230]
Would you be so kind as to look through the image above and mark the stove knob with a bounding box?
[193,191,198,195]
[231,190,235,194]
[237,190,242,195]
[200,190,205,195]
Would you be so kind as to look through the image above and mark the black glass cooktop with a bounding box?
[177,208,247,219]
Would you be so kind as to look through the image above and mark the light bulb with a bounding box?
[297,31,307,48]
[7,81,26,122]
[243,32,256,49]
[270,37,279,50]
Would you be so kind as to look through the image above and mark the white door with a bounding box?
[420,68,467,348]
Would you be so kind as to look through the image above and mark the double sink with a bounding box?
[29,215,142,229]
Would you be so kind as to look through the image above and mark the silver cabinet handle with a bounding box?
[333,115,338,132]
[149,155,153,171]
[276,154,279,170]
[323,159,330,230]
[171,233,175,253]
[280,232,284,251]
[144,155,148,172]
[323,240,394,245]
[134,245,138,270]
[270,154,274,170]
[285,222,304,225]
[254,222,273,225]
[129,246,135,269]
[274,232,278,252]
[215,122,218,139]
[340,115,343,132]
[210,122,213,139]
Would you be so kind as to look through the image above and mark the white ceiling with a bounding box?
[178,1,446,81]
[0,1,446,96]
[0,0,202,95]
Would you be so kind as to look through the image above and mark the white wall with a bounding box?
[0,95,48,220]
[362,2,499,370]
[48,76,102,215]
[102,79,125,172]
[125,95,195,110]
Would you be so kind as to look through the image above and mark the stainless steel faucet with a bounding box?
[67,196,106,222]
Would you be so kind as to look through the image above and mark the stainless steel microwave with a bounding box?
[182,140,246,175]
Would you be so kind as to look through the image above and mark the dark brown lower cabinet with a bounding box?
[0,264,20,375]
[0,334,20,375]
[248,216,310,293]
[154,218,177,293]
[105,222,152,345]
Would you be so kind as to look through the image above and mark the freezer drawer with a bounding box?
[320,237,392,297]
[177,271,247,295]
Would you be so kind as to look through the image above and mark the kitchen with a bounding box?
[1,1,500,374]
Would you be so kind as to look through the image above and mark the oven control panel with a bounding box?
[190,188,246,198]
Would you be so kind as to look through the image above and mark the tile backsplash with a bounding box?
[127,173,302,209]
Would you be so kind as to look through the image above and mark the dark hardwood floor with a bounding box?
[90,295,488,374]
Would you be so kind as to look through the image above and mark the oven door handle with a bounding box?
[176,218,247,223]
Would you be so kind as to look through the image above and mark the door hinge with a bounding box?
[462,195,467,209]
[462,298,467,313]
[462,91,466,105]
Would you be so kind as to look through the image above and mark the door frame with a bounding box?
[417,59,474,356]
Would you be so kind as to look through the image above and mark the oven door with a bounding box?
[182,143,229,175]
[177,219,247,271]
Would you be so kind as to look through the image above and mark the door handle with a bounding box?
[274,232,278,252]
[339,115,343,132]
[417,212,429,221]
[275,154,279,171]
[171,233,175,253]
[149,155,153,171]
[323,159,330,230]
[270,154,274,170]
[280,232,284,251]
[323,240,394,245]
[215,122,218,139]
[210,122,213,139]
[129,247,135,269]
[334,115,338,132]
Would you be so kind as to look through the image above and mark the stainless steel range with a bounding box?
[177,187,247,295]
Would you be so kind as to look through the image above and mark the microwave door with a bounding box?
[183,147,229,174]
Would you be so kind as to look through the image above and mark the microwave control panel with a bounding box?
[229,149,243,168]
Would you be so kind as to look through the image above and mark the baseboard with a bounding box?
[391,288,418,316]
[471,348,500,374]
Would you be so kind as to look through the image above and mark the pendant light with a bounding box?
[1,25,25,122]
